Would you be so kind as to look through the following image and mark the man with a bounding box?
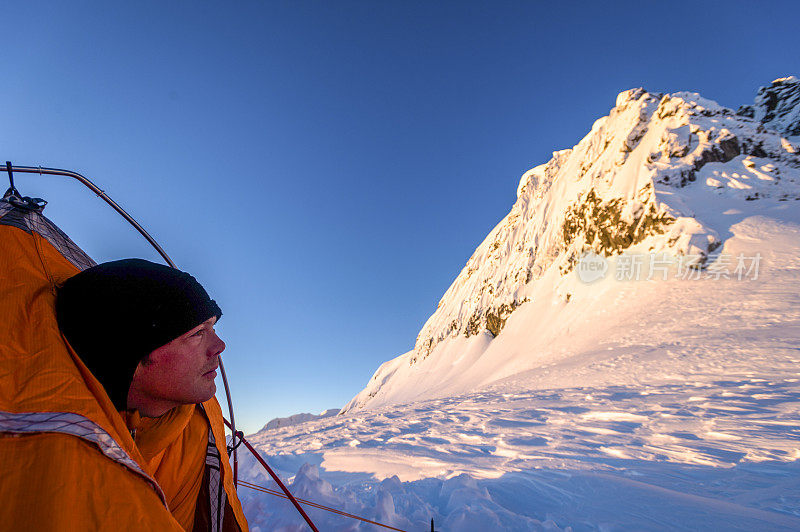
[0,192,248,530]
[54,258,249,531]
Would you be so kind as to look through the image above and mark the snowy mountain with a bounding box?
[342,76,800,414]
[241,78,800,531]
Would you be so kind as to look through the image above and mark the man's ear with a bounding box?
[138,350,155,367]
[130,353,152,382]
[126,361,145,412]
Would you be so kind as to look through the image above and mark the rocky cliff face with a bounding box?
[343,77,800,413]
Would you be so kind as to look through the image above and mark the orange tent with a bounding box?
[0,192,247,530]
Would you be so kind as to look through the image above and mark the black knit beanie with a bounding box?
[56,258,222,411]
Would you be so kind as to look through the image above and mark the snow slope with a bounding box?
[241,79,800,530]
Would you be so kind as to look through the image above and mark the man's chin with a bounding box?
[200,382,217,403]
[188,382,217,406]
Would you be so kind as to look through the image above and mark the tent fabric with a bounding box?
[0,410,164,498]
[0,197,248,531]
[1,432,181,530]
[0,199,95,270]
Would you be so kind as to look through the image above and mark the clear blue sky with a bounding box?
[3,1,797,433]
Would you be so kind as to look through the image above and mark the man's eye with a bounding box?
[192,330,205,337]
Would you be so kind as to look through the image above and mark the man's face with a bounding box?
[127,317,225,417]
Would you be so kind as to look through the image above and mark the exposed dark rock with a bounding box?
[560,190,675,271]
[742,77,800,137]
[465,313,482,337]
[718,135,741,160]
[736,105,755,118]
[463,298,530,339]
[741,140,769,158]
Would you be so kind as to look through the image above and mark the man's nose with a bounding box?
[209,330,226,356]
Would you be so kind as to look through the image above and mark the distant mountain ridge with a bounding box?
[261,408,339,431]
[343,77,800,413]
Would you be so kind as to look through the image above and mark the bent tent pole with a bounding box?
[4,163,176,268]
[2,162,242,482]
